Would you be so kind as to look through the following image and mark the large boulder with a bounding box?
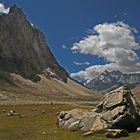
[95,85,140,131]
[57,85,140,132]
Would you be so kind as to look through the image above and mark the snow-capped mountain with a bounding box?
[85,70,140,93]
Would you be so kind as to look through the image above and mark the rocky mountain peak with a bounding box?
[0,5,69,82]
[9,4,23,14]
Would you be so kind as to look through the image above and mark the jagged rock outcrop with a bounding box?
[0,4,68,82]
[94,85,140,131]
[57,85,140,132]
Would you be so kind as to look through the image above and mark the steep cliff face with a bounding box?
[0,5,68,82]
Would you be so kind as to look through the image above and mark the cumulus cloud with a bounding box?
[0,3,9,14]
[73,61,90,66]
[71,22,140,81]
[71,63,117,81]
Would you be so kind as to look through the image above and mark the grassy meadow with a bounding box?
[0,103,140,140]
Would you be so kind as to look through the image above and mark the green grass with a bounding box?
[0,103,140,140]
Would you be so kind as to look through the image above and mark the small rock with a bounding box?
[137,127,140,132]
[19,115,24,118]
[83,131,93,136]
[105,129,129,138]
[42,131,46,135]
[41,110,46,114]
[32,108,37,111]
[10,110,15,114]
[9,113,14,116]
[7,113,11,116]
[2,109,6,113]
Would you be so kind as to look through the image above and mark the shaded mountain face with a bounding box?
[0,5,69,82]
[85,70,140,93]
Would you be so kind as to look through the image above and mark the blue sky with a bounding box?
[1,0,140,81]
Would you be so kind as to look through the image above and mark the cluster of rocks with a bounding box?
[57,85,140,138]
[1,109,23,118]
[7,110,20,116]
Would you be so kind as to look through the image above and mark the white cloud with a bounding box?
[73,61,90,66]
[71,63,117,81]
[0,3,9,14]
[71,22,140,81]
[84,61,90,65]
[62,45,68,49]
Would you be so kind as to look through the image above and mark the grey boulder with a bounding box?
[57,85,140,132]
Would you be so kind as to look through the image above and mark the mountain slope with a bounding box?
[0,5,100,102]
[86,70,140,93]
[0,72,100,102]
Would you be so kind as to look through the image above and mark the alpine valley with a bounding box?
[0,5,100,103]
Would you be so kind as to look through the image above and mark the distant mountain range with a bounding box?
[85,70,140,93]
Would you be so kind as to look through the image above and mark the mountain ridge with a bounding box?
[85,70,140,93]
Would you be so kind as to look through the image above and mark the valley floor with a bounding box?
[0,103,140,140]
